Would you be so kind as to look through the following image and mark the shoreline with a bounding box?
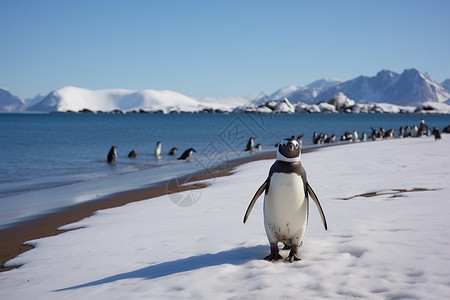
[1,148,294,272]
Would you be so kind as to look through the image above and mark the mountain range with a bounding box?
[270,69,450,106]
[1,68,450,113]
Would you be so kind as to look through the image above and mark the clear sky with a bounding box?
[1,0,449,99]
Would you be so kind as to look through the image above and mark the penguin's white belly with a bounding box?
[264,173,308,245]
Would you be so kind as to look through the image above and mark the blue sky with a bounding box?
[1,0,449,99]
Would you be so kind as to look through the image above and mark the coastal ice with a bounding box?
[1,134,450,299]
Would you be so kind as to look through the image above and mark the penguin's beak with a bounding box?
[288,143,294,151]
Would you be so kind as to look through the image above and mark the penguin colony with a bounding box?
[311,119,446,144]
[106,120,449,164]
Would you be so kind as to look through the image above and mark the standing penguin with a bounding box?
[432,127,441,141]
[178,148,196,160]
[352,130,359,142]
[155,141,162,157]
[243,137,327,262]
[245,137,255,152]
[107,146,117,164]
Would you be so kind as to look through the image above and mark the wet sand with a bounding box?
[2,148,310,272]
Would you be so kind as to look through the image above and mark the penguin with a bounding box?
[312,132,318,144]
[411,125,418,137]
[370,128,377,141]
[243,138,327,262]
[155,141,162,157]
[128,150,137,158]
[361,132,367,142]
[107,146,117,164]
[384,129,394,139]
[245,138,255,152]
[432,127,441,141]
[178,148,196,160]
[399,126,404,138]
[255,144,262,150]
[325,134,336,143]
[169,147,178,156]
[379,127,385,139]
[352,130,359,142]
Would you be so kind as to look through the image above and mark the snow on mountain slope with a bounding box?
[306,78,343,90]
[316,69,450,105]
[440,79,450,94]
[27,87,232,113]
[270,79,342,104]
[0,87,26,112]
[272,69,450,106]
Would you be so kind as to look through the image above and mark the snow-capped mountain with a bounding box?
[270,78,342,103]
[0,87,26,112]
[273,69,450,105]
[2,68,450,114]
[442,79,450,94]
[24,93,47,107]
[27,86,233,113]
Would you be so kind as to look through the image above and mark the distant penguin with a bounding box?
[325,134,336,143]
[312,132,318,144]
[107,146,117,164]
[352,130,359,142]
[128,150,137,158]
[411,125,418,137]
[371,128,377,141]
[155,141,162,157]
[243,138,327,262]
[379,127,385,138]
[245,138,255,152]
[384,129,394,139]
[169,147,178,156]
[178,148,196,160]
[361,132,367,141]
[399,126,404,138]
[255,144,262,150]
[433,127,441,141]
[419,118,426,131]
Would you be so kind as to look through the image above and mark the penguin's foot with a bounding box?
[264,243,283,261]
[281,243,291,250]
[285,245,301,262]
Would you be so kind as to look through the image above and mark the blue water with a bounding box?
[1,113,449,227]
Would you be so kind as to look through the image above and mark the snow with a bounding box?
[27,86,236,113]
[2,134,450,299]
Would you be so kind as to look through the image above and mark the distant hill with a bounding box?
[26,86,231,113]
[0,87,26,112]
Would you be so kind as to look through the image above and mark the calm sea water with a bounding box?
[1,113,449,226]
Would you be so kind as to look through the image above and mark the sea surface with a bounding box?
[1,113,449,228]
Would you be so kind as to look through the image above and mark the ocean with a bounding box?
[1,113,449,227]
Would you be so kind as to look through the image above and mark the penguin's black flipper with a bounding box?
[243,180,268,223]
[307,183,328,231]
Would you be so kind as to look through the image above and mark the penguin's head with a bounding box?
[277,138,301,162]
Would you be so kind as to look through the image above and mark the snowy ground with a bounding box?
[1,135,450,299]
